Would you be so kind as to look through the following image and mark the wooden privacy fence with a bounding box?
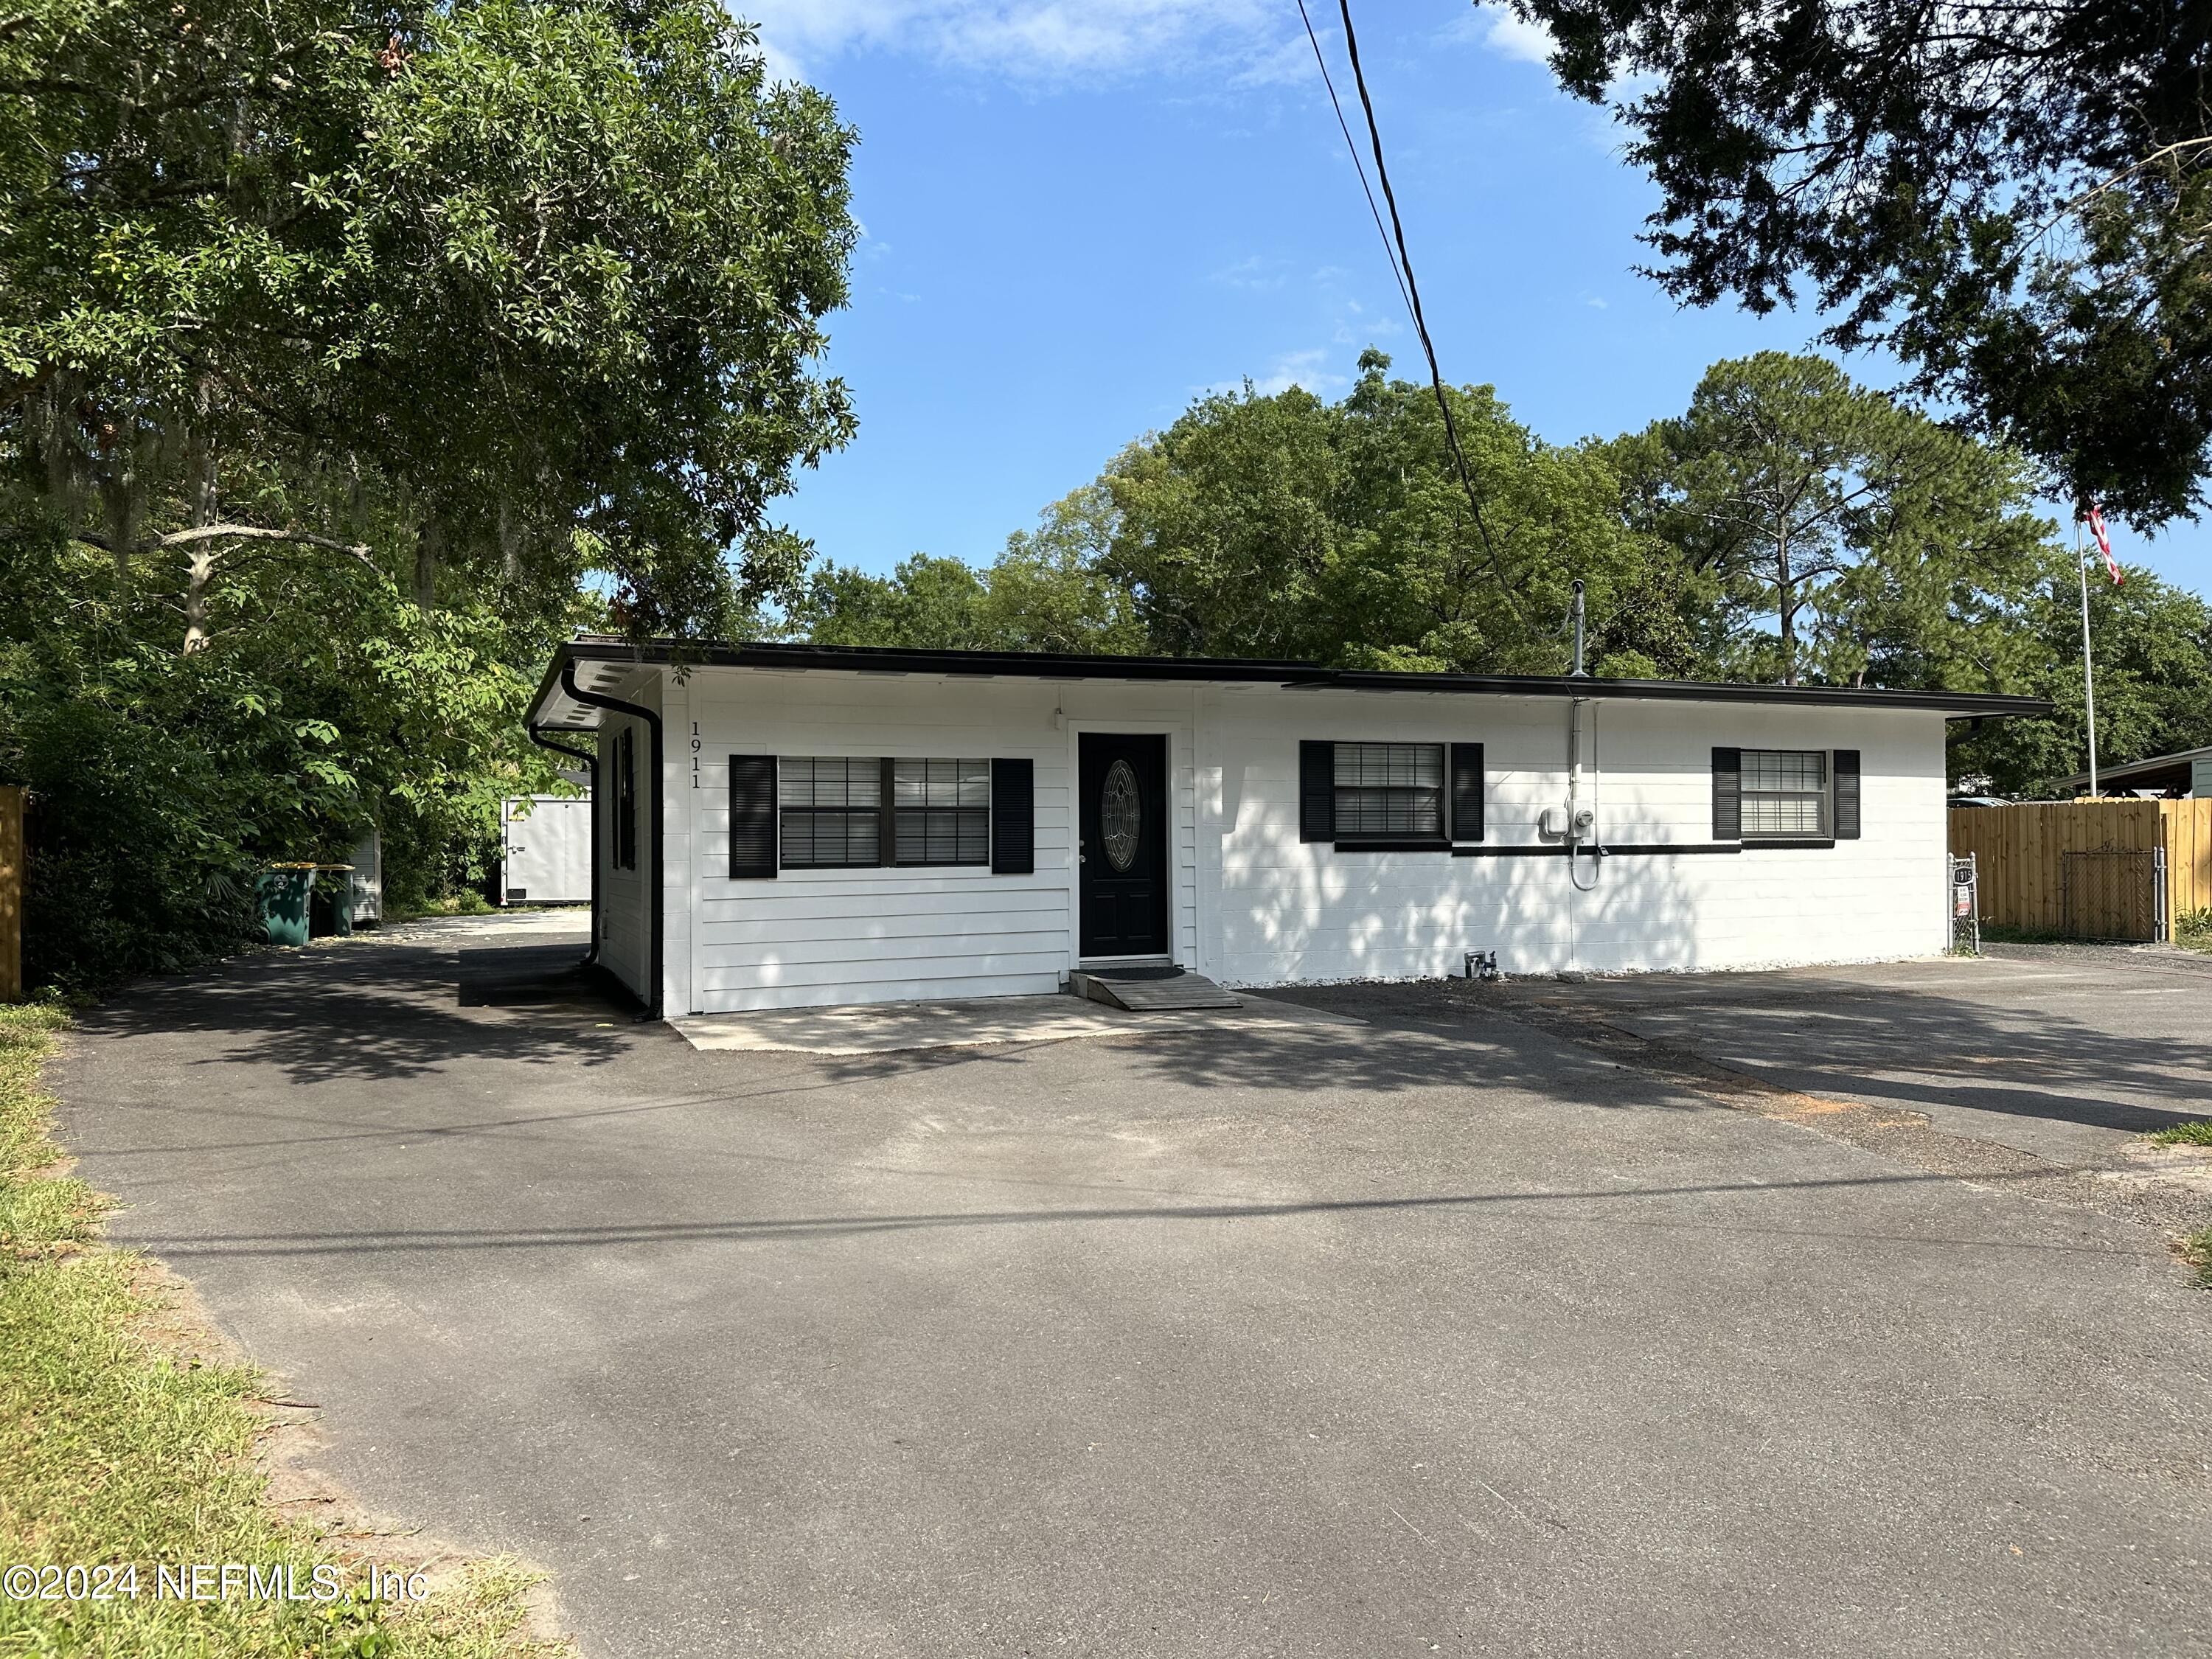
[1948,798,2212,940]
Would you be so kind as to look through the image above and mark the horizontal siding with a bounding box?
[699,951,1072,994]
[695,907,1070,945]
[678,674,1201,1013]
[596,710,653,1001]
[644,669,1950,1013]
[704,970,1065,1011]
[1205,692,1946,982]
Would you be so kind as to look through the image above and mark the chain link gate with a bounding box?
[2059,848,2168,942]
[1949,853,1980,954]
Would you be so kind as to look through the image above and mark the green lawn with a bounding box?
[0,1004,567,1658]
[2148,1119,2212,1150]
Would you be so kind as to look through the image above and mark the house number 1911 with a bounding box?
[692,723,702,787]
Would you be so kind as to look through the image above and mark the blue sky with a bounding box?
[744,0,2208,596]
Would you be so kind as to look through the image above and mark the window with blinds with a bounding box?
[1740,749,1828,838]
[774,757,992,869]
[779,757,881,868]
[1332,742,1445,842]
[892,757,990,866]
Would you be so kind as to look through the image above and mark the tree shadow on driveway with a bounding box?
[74,940,633,1086]
[1479,967,2212,1141]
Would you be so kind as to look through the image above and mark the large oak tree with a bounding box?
[0,0,855,645]
[1505,0,2212,523]
[0,0,859,985]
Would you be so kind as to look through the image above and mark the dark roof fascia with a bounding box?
[525,638,2051,727]
[2049,745,2212,793]
[1318,668,2048,717]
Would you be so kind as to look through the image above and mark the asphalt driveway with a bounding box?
[53,932,2212,1658]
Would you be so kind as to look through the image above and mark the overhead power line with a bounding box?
[1310,0,1521,615]
[1293,0,1413,327]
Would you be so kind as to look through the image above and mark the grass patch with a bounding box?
[0,1004,567,1658]
[2176,908,2212,956]
[1976,922,2084,945]
[2181,1228,2212,1290]
[2147,1119,2212,1149]
[384,891,495,923]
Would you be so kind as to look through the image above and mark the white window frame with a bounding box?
[1739,748,1829,841]
[774,756,992,870]
[1332,741,1448,845]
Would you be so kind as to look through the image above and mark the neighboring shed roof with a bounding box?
[526,636,2053,732]
[2049,745,2212,797]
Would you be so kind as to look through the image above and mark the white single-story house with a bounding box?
[523,638,2047,1018]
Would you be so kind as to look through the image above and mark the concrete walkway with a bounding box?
[675,990,1358,1055]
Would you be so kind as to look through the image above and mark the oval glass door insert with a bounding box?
[1101,759,1141,871]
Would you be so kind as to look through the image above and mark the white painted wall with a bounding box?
[639,666,1950,1014]
[500,796,592,904]
[1201,686,1947,983]
[591,671,662,1005]
[674,669,1197,1012]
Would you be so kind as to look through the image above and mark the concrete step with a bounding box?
[1067,967,1242,1012]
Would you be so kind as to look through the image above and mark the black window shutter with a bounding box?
[1299,742,1335,843]
[1711,746,1742,841]
[990,758,1034,874]
[880,757,899,866]
[728,754,776,880]
[1449,742,1485,842]
[1833,749,1862,840]
[618,727,637,870]
[606,730,623,871]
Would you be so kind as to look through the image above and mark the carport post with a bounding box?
[559,664,663,1020]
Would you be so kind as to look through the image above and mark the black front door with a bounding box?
[1078,732,1169,958]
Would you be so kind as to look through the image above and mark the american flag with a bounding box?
[2085,507,2124,585]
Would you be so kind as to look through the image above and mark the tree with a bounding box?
[1950,557,2212,795]
[0,0,856,645]
[1103,349,1661,674]
[785,489,1149,655]
[0,526,580,985]
[0,0,860,986]
[1610,353,2048,684]
[786,555,991,649]
[974,487,1150,655]
[1506,0,2212,523]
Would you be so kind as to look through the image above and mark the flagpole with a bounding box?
[2076,511,2099,796]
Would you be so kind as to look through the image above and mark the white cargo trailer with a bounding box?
[500,794,592,905]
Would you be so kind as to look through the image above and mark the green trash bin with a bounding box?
[308,864,356,938]
[257,864,317,947]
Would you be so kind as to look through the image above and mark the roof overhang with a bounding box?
[2048,745,2212,796]
[524,637,2053,731]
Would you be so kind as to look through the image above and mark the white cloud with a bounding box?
[1226,27,1323,89]
[1211,254,1290,293]
[739,0,1289,84]
[1189,347,1340,401]
[1473,5,1556,67]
